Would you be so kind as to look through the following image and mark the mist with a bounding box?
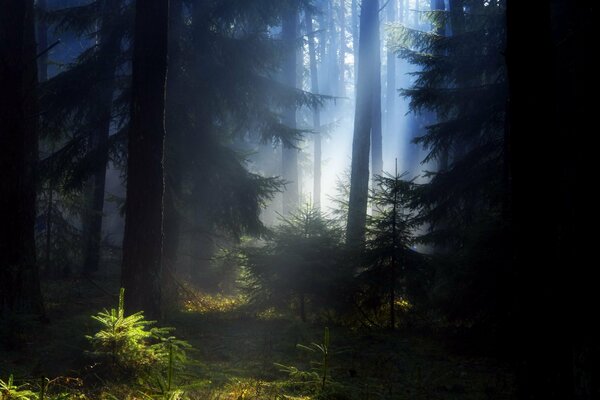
[1,0,595,398]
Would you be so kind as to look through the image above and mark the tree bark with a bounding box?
[346,0,379,248]
[82,0,122,276]
[0,0,45,318]
[281,6,299,215]
[306,11,322,209]
[121,0,169,319]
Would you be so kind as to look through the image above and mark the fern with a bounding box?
[0,375,37,400]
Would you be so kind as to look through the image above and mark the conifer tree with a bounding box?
[388,0,508,324]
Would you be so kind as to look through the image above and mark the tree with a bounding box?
[281,4,300,215]
[338,0,347,98]
[0,0,45,318]
[346,0,379,248]
[388,0,509,328]
[361,168,423,330]
[306,11,323,209]
[243,207,346,322]
[81,0,123,275]
[371,13,383,181]
[120,0,169,319]
[385,0,397,135]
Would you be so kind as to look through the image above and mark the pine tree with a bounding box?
[361,168,423,330]
[388,1,509,325]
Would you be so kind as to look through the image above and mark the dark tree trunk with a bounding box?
[346,0,379,247]
[82,0,122,276]
[0,0,45,318]
[36,0,53,277]
[121,0,169,319]
[306,12,322,209]
[163,0,184,295]
[163,0,183,272]
[281,6,299,215]
[36,0,48,82]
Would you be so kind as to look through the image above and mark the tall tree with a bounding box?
[346,0,379,247]
[281,5,299,215]
[82,0,122,275]
[338,0,346,97]
[306,11,322,208]
[162,0,184,299]
[371,1,383,181]
[385,0,397,135]
[120,0,169,319]
[0,0,45,318]
[351,0,359,83]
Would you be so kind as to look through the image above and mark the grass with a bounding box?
[0,277,515,399]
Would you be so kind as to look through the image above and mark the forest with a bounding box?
[0,0,596,399]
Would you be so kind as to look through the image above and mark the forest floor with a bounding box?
[0,276,515,399]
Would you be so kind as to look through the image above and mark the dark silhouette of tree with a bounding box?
[120,0,169,319]
[81,0,122,275]
[0,0,45,319]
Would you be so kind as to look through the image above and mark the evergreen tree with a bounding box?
[243,206,346,322]
[361,169,424,330]
[388,1,509,325]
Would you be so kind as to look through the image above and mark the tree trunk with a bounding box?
[82,0,122,276]
[0,0,45,319]
[36,0,48,82]
[346,0,379,248]
[121,0,169,319]
[162,0,184,301]
[338,0,346,98]
[371,26,383,180]
[351,0,359,85]
[281,6,299,215]
[306,12,322,209]
[327,1,339,96]
[385,0,397,135]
